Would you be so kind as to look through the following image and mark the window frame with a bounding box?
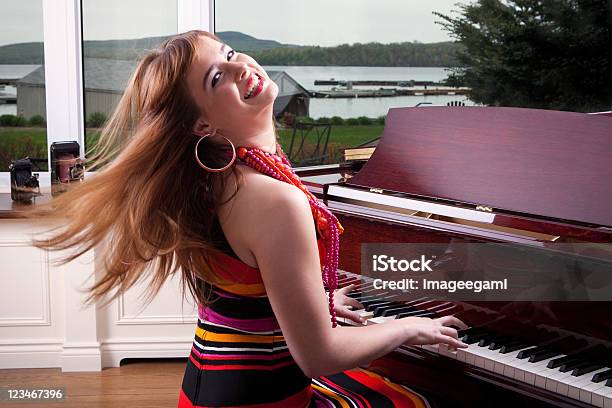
[0,0,214,189]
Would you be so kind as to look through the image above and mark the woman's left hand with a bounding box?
[331,284,366,325]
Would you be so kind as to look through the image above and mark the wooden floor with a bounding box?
[0,357,187,408]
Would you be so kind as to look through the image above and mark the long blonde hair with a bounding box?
[22,30,257,310]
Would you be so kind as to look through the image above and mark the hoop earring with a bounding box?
[194,132,237,172]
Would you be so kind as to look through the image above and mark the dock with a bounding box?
[314,79,444,87]
[310,78,469,98]
[309,87,470,98]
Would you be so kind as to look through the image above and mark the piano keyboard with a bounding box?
[334,271,612,407]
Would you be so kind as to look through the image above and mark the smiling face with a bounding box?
[185,35,279,145]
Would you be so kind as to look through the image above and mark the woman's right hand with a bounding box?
[398,315,469,349]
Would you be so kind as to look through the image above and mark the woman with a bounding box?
[26,30,468,407]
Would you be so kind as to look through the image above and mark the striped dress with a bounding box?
[178,217,431,407]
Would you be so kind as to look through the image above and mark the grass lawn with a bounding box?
[0,127,48,171]
[0,124,383,171]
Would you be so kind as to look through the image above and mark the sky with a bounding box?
[0,0,468,47]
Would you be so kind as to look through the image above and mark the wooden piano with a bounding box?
[294,107,612,408]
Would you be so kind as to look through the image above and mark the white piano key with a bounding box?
[457,347,468,363]
[564,368,610,399]
[535,372,548,389]
[603,388,612,408]
[490,347,534,380]
[475,344,508,369]
[592,383,612,408]
[522,357,561,386]
[545,368,575,392]
[486,347,531,378]
[459,344,530,378]
[437,344,457,359]
[358,309,374,319]
[465,348,476,365]
[421,344,439,353]
[580,381,610,404]
[464,344,491,368]
[366,316,395,325]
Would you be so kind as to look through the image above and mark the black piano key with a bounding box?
[478,337,495,347]
[548,355,578,369]
[517,346,542,359]
[457,327,486,339]
[353,297,379,305]
[381,306,416,317]
[592,369,612,383]
[363,301,394,311]
[558,359,584,373]
[477,333,507,348]
[373,304,404,317]
[403,297,432,307]
[488,336,515,351]
[463,332,491,345]
[500,342,529,354]
[572,363,604,377]
[359,299,381,308]
[395,311,437,319]
[529,350,561,363]
[396,309,434,318]
[606,379,612,387]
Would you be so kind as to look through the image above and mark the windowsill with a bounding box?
[0,171,98,194]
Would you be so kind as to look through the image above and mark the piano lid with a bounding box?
[347,107,612,227]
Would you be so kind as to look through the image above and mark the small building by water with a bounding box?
[14,60,310,122]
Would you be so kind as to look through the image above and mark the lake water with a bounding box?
[264,66,475,119]
[0,64,475,119]
[0,64,39,116]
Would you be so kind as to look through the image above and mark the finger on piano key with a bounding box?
[437,343,457,359]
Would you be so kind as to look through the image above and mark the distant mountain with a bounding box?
[217,31,302,50]
[0,31,300,64]
[0,31,461,67]
[0,42,44,64]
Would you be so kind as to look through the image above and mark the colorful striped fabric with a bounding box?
[178,217,431,407]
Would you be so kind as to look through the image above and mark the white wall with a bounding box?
[0,0,215,372]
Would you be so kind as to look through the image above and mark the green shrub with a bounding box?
[29,115,46,126]
[376,115,386,125]
[0,115,15,126]
[346,118,359,125]
[87,112,107,128]
[0,114,27,126]
[0,135,48,172]
[330,116,345,125]
[315,116,331,124]
[357,116,372,125]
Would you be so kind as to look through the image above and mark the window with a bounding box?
[215,1,475,166]
[0,1,47,172]
[216,0,611,166]
[81,0,179,153]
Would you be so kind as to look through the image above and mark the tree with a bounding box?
[435,0,611,112]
